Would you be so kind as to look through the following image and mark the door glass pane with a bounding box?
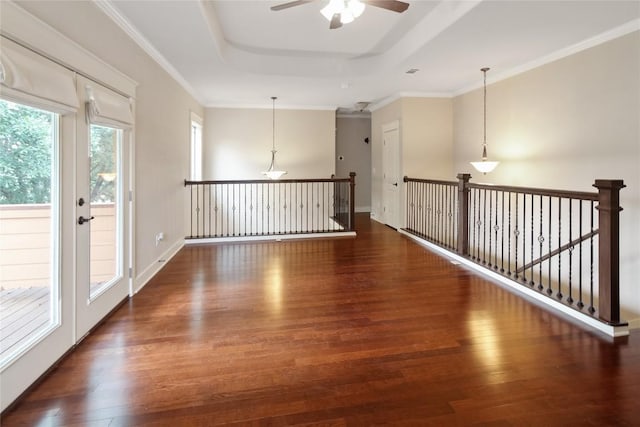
[89,125,122,299]
[0,99,59,365]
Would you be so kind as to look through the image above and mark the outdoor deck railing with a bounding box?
[404,174,625,326]
[185,173,356,239]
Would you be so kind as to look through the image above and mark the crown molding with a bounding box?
[94,0,205,105]
[205,103,337,111]
[453,19,640,97]
[369,91,453,112]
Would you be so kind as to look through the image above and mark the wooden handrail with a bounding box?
[467,183,598,201]
[404,177,598,201]
[185,177,351,186]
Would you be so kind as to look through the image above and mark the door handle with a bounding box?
[78,216,95,225]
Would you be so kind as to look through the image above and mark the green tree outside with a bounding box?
[0,99,119,205]
[0,99,54,205]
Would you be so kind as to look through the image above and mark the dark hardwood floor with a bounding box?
[3,214,640,426]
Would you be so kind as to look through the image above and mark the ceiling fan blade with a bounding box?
[270,0,314,11]
[329,13,343,29]
[363,0,410,13]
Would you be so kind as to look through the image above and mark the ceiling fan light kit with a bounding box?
[272,0,410,29]
[321,0,365,25]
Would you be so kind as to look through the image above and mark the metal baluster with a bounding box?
[537,195,544,288]
[556,197,563,299]
[547,195,552,294]
[448,184,452,246]
[187,183,191,238]
[522,191,527,283]
[438,184,445,246]
[249,184,253,236]
[567,199,573,305]
[529,194,534,285]
[471,189,476,260]
[261,183,265,235]
[407,181,412,232]
[493,190,498,269]
[488,189,493,267]
[482,189,487,264]
[427,183,432,239]
[589,200,595,314]
[433,183,437,241]
[500,190,505,273]
[232,183,236,236]
[326,181,330,232]
[578,201,584,309]
[198,183,202,238]
[436,184,441,244]
[514,193,519,279]
[415,181,419,235]
[207,185,213,237]
[419,182,424,237]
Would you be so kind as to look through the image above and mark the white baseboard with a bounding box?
[185,231,356,245]
[356,206,371,213]
[370,214,385,225]
[399,229,629,338]
[133,239,184,294]
[628,318,640,330]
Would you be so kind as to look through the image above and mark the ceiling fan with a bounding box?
[271,0,410,30]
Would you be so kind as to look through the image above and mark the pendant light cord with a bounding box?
[483,69,486,147]
[481,67,489,160]
[272,96,277,152]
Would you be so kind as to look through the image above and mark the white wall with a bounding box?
[203,107,335,180]
[402,97,454,180]
[15,1,204,288]
[336,116,371,212]
[452,31,640,325]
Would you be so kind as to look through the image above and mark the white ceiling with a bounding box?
[103,0,640,110]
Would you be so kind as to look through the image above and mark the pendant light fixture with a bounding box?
[262,96,287,180]
[470,67,499,174]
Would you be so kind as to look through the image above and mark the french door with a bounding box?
[75,76,131,339]
[0,74,132,411]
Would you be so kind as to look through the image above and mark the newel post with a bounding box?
[349,172,356,231]
[593,179,625,325]
[457,174,471,256]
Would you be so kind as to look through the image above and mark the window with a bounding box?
[89,124,123,299]
[190,112,203,181]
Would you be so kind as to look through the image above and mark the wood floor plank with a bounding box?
[2,214,640,426]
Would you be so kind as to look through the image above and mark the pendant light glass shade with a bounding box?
[471,67,499,174]
[262,96,287,180]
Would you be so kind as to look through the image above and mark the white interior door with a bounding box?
[382,122,401,229]
[75,77,132,339]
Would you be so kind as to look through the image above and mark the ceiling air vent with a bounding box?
[405,68,419,74]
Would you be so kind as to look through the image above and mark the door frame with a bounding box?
[382,120,402,229]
